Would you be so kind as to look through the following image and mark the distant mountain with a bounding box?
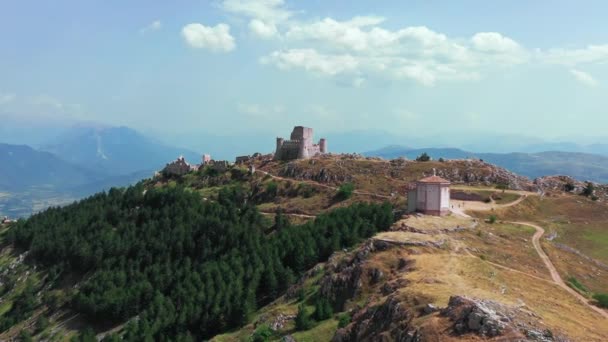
[365,146,608,183]
[42,126,201,176]
[0,143,98,191]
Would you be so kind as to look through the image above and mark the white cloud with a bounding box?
[569,69,599,87]
[471,32,520,53]
[249,19,278,39]
[0,92,16,105]
[181,23,235,52]
[221,0,291,23]
[32,94,64,109]
[261,49,359,76]
[140,20,162,34]
[218,2,607,86]
[543,44,608,66]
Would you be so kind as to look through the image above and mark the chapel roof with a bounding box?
[417,175,451,184]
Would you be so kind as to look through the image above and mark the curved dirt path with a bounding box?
[451,195,608,319]
[510,221,608,319]
[260,211,316,219]
[450,193,530,217]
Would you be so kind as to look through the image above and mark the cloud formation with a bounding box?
[0,92,16,105]
[569,69,599,87]
[140,20,162,34]
[249,19,278,39]
[181,23,235,52]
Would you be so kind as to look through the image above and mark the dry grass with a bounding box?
[402,251,608,341]
[397,215,474,232]
[480,194,608,293]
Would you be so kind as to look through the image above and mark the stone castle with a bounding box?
[275,126,327,161]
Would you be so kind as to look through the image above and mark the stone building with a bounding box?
[274,126,327,161]
[202,154,212,165]
[162,156,192,177]
[407,173,451,216]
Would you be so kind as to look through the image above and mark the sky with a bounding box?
[1,0,608,147]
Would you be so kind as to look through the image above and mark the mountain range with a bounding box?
[365,146,608,183]
[3,122,608,217]
[0,125,201,217]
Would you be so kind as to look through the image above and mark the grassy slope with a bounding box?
[472,194,608,294]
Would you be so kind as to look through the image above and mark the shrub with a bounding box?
[36,316,50,333]
[335,183,355,201]
[591,195,599,201]
[202,166,219,177]
[564,182,575,192]
[296,288,306,302]
[298,183,315,198]
[488,215,497,224]
[567,276,589,294]
[249,324,274,342]
[19,330,33,342]
[593,293,608,308]
[266,181,279,198]
[337,313,351,328]
[438,157,445,162]
[415,153,431,162]
[582,182,595,197]
[295,304,313,331]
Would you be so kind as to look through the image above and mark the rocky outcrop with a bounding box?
[534,175,608,199]
[441,296,514,337]
[332,295,420,342]
[432,160,534,190]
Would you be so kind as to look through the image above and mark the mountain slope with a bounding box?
[365,146,608,183]
[42,125,200,176]
[0,143,98,191]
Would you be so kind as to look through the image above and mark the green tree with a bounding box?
[295,304,312,331]
[335,183,355,201]
[583,182,595,197]
[415,152,431,162]
[314,298,333,321]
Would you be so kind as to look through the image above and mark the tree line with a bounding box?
[8,183,393,340]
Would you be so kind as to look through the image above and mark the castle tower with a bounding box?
[319,138,327,153]
[298,140,309,159]
[275,137,284,160]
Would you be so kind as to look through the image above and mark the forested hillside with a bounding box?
[5,184,393,340]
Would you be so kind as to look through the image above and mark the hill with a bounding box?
[365,146,608,183]
[1,155,607,341]
[41,125,200,176]
[0,143,98,191]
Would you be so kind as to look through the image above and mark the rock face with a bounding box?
[332,295,420,342]
[534,175,607,200]
[318,239,406,311]
[440,296,529,339]
[274,157,535,190]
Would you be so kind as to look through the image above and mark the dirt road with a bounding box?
[510,221,608,319]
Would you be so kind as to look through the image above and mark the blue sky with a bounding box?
[1,0,607,146]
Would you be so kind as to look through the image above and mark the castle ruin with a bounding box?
[274,126,327,161]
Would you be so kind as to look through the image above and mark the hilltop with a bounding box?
[0,154,607,341]
[365,146,608,184]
